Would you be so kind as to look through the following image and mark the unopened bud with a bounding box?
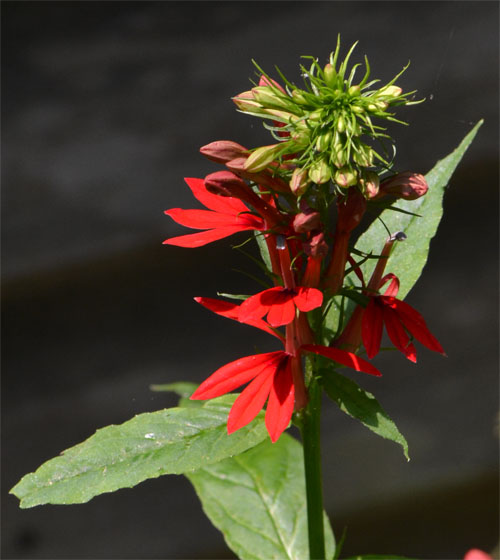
[308,158,331,185]
[335,166,358,188]
[304,232,329,258]
[244,144,281,173]
[337,115,345,133]
[252,86,294,111]
[292,89,308,104]
[293,209,321,233]
[200,140,248,164]
[353,145,374,167]
[233,91,265,113]
[204,170,248,198]
[348,85,360,96]
[315,131,332,152]
[377,171,428,200]
[324,63,337,89]
[378,85,402,98]
[290,167,311,196]
[226,157,290,194]
[259,75,286,94]
[359,171,380,198]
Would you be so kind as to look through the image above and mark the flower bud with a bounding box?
[359,170,380,198]
[348,85,360,96]
[204,170,248,198]
[290,167,310,196]
[244,144,281,173]
[258,75,286,94]
[233,91,265,113]
[378,85,402,98]
[252,86,294,111]
[292,89,308,104]
[315,131,332,152]
[308,158,331,185]
[225,157,290,194]
[335,166,358,188]
[293,208,321,233]
[337,115,345,133]
[199,140,248,164]
[324,63,337,89]
[304,232,329,258]
[377,171,428,200]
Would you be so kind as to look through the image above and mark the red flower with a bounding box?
[362,274,445,362]
[163,178,265,248]
[238,286,324,327]
[191,297,380,442]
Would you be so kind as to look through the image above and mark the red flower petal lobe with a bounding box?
[227,368,275,434]
[302,344,382,376]
[382,306,417,362]
[293,287,324,312]
[362,298,384,359]
[265,358,294,442]
[390,298,445,355]
[191,352,283,400]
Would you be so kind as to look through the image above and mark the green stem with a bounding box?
[300,377,325,559]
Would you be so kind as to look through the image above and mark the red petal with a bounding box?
[227,368,276,434]
[362,299,384,359]
[191,352,283,400]
[302,344,382,376]
[163,226,253,248]
[382,306,417,362]
[380,273,400,297]
[194,297,284,341]
[293,287,323,312]
[165,208,261,230]
[184,177,250,215]
[389,299,445,355]
[265,358,294,442]
[266,296,296,327]
[239,287,290,324]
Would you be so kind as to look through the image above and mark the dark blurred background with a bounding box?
[2,2,499,559]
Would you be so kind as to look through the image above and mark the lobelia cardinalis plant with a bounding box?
[10,39,483,560]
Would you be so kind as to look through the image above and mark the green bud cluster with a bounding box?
[234,37,421,194]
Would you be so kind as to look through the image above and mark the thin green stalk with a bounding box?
[299,377,325,559]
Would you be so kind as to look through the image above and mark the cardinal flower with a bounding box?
[238,286,324,327]
[192,297,380,442]
[362,273,445,362]
[163,177,265,248]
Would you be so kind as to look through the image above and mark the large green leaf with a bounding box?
[321,369,409,460]
[10,395,268,508]
[354,119,483,300]
[187,434,336,560]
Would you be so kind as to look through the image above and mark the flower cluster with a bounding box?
[163,45,443,442]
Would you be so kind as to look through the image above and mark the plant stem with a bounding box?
[300,376,325,560]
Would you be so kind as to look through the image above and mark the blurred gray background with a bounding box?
[2,2,498,559]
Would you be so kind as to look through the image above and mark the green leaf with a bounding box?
[187,434,336,560]
[321,369,409,460]
[355,120,483,300]
[10,395,268,508]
